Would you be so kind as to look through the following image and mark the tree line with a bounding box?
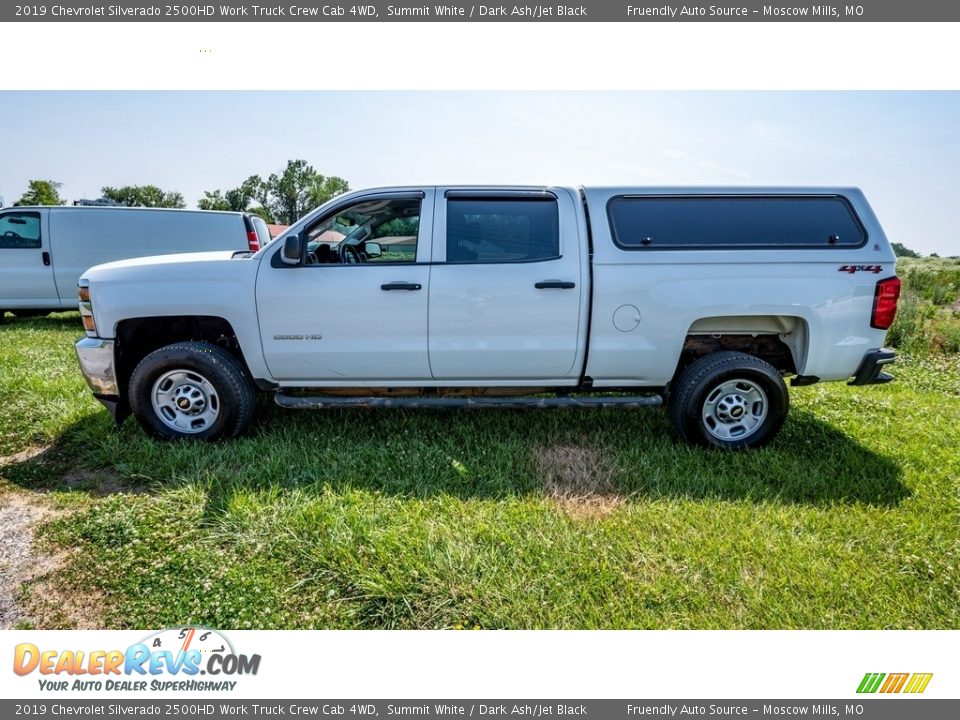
[12,160,349,225]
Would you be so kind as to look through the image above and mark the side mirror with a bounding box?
[281,233,303,265]
[364,241,382,258]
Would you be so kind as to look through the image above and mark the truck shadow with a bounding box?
[4,402,909,510]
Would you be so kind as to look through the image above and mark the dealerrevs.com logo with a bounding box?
[13,627,260,693]
[857,672,933,694]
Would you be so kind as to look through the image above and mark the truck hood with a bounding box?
[83,250,243,278]
[80,250,262,343]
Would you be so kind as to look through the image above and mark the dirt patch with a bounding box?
[1,444,115,628]
[0,494,56,628]
[63,467,146,496]
[550,494,625,520]
[532,445,623,519]
[0,446,48,467]
[0,492,106,629]
[22,559,106,630]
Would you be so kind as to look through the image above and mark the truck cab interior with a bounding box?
[305,198,420,265]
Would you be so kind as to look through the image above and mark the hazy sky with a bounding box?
[2,91,957,255]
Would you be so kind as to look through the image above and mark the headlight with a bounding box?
[78,280,96,336]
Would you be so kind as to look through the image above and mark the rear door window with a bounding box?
[446,197,560,263]
[607,195,867,249]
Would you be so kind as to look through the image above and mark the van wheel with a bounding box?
[129,341,255,441]
[668,351,788,450]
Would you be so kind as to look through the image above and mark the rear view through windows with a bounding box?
[446,197,560,262]
[607,195,867,249]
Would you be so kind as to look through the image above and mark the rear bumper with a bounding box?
[848,348,896,386]
[75,337,119,396]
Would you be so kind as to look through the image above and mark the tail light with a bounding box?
[247,229,261,252]
[871,276,901,330]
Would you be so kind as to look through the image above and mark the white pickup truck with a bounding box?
[75,186,901,449]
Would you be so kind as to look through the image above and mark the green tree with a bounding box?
[197,189,231,211]
[245,205,275,223]
[15,180,64,206]
[891,242,921,259]
[200,164,345,225]
[101,185,186,209]
[265,160,349,224]
[305,174,350,216]
[198,176,274,221]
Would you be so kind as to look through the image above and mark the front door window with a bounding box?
[0,211,42,249]
[306,198,421,265]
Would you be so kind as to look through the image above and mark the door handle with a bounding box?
[42,251,51,266]
[535,280,575,289]
[380,282,422,291]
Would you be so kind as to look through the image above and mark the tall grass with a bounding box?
[888,257,960,353]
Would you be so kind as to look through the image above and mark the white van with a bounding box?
[0,206,269,316]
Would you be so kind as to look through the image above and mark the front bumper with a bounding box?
[848,348,896,386]
[75,337,119,396]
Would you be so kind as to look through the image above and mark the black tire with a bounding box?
[667,351,788,450]
[128,341,255,441]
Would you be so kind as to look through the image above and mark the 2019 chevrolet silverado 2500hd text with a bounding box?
[74,186,900,450]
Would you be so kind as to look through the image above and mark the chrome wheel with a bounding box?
[151,369,220,434]
[701,378,768,441]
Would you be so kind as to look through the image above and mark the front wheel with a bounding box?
[667,351,789,450]
[129,341,255,441]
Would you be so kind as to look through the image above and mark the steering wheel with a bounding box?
[341,245,362,264]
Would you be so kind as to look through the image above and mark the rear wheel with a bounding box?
[129,341,255,441]
[668,351,788,450]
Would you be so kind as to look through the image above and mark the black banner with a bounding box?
[5,0,960,22]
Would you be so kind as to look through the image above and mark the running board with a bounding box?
[274,393,663,410]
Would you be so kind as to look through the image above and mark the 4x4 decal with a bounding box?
[838,264,884,274]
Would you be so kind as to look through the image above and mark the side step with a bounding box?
[274,393,663,410]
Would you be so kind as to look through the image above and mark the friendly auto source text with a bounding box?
[626,5,853,17]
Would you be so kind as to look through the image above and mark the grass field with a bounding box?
[888,257,960,353]
[1,305,959,629]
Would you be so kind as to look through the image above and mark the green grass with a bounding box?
[1,313,959,629]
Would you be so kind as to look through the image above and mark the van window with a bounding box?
[446,198,559,263]
[251,215,273,246]
[0,211,42,249]
[607,195,867,249]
